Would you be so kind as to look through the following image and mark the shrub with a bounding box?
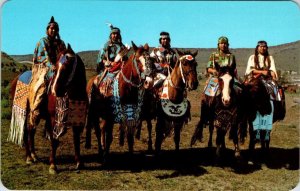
[1,110,11,120]
[1,99,9,108]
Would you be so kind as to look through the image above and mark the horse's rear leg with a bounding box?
[73,126,83,170]
[208,121,214,147]
[146,119,153,152]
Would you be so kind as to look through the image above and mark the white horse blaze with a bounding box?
[138,56,146,71]
[220,73,232,105]
[51,63,63,96]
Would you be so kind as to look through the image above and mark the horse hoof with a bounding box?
[26,157,34,164]
[49,164,58,175]
[75,162,84,170]
[235,151,241,158]
[31,153,39,162]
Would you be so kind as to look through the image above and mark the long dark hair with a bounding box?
[254,41,270,69]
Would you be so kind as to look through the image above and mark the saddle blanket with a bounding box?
[14,80,30,111]
[252,100,274,131]
[204,77,220,96]
[160,79,188,117]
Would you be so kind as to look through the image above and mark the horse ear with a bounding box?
[192,50,198,58]
[131,41,138,51]
[144,43,149,51]
[176,49,184,57]
[67,43,72,50]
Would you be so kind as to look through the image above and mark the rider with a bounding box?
[191,36,240,145]
[245,40,280,141]
[95,24,127,86]
[245,40,278,82]
[150,31,177,87]
[29,16,66,126]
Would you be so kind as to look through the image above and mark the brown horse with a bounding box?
[241,76,286,159]
[85,42,156,161]
[8,44,87,174]
[191,62,244,160]
[155,49,198,153]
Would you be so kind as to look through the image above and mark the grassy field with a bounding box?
[1,75,299,190]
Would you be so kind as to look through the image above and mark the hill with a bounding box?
[7,40,300,76]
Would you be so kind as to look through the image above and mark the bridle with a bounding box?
[168,54,196,90]
[120,51,152,88]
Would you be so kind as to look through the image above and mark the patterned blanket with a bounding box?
[8,71,31,146]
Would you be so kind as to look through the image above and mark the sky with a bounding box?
[1,0,300,55]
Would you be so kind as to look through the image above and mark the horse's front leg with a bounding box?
[174,125,181,152]
[216,128,225,158]
[103,121,113,161]
[232,125,241,158]
[155,117,164,154]
[73,126,83,170]
[146,119,153,152]
[93,118,103,159]
[49,137,59,174]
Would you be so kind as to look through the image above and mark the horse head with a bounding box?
[127,41,155,89]
[51,44,77,97]
[176,49,199,90]
[215,63,235,107]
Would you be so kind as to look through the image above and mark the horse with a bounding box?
[154,49,198,153]
[85,41,156,161]
[8,44,87,174]
[191,63,246,159]
[241,75,286,159]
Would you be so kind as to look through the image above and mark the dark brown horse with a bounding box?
[155,49,198,153]
[9,44,87,174]
[85,42,155,161]
[191,63,243,159]
[241,76,286,159]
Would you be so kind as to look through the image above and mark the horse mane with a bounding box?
[67,54,87,101]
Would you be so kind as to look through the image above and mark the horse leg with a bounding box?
[85,117,92,149]
[208,121,214,148]
[73,126,83,170]
[155,118,164,154]
[103,121,113,161]
[146,119,153,152]
[119,124,125,146]
[216,128,225,158]
[232,126,241,158]
[135,121,142,140]
[93,118,103,159]
[24,123,33,164]
[174,125,181,152]
[49,138,59,174]
[190,120,204,146]
[127,125,134,154]
[247,123,256,164]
